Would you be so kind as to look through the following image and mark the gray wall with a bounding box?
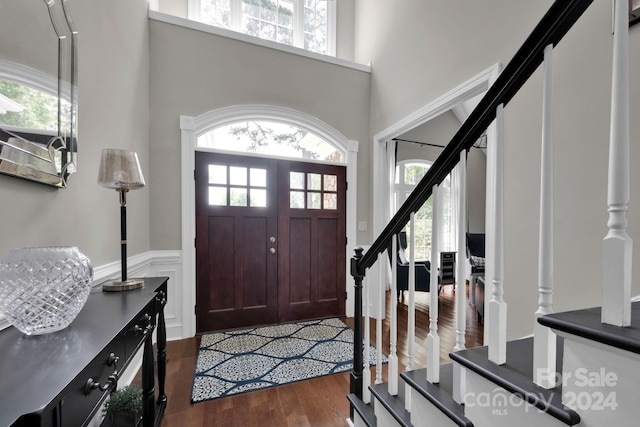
[356,0,640,338]
[0,0,150,267]
[147,19,371,250]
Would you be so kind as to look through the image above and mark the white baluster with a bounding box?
[427,186,441,384]
[407,213,416,372]
[488,104,507,365]
[534,44,557,389]
[388,236,399,395]
[363,274,371,403]
[376,253,384,384]
[602,0,632,327]
[453,152,468,404]
[454,152,467,353]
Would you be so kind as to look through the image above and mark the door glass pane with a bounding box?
[230,187,247,206]
[230,166,247,185]
[290,171,304,189]
[250,189,267,207]
[208,186,227,206]
[250,168,267,187]
[307,173,321,190]
[290,191,304,208]
[208,165,227,184]
[307,192,321,209]
[323,174,337,191]
[323,193,337,210]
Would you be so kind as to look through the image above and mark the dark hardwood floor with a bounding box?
[153,284,483,426]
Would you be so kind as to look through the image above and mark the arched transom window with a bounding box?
[197,120,345,163]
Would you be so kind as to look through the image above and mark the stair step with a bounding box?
[369,382,413,427]
[450,337,580,425]
[538,301,640,354]
[348,393,377,427]
[401,364,473,427]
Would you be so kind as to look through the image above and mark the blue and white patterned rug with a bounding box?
[191,318,386,402]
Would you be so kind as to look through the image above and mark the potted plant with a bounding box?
[103,384,143,427]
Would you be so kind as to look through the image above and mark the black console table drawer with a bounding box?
[0,277,168,427]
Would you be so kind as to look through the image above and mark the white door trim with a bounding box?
[180,105,358,337]
[371,64,501,329]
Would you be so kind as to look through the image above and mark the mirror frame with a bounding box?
[0,0,78,188]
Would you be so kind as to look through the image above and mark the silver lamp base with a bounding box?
[102,279,144,292]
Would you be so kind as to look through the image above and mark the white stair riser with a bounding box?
[409,388,459,427]
[557,332,640,427]
[464,371,567,427]
[353,411,369,427]
[373,398,403,427]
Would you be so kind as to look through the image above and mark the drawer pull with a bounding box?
[133,314,152,336]
[83,353,120,395]
[84,374,117,395]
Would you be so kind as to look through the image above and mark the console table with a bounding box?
[0,276,168,427]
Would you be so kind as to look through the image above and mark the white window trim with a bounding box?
[186,0,336,57]
[180,104,359,338]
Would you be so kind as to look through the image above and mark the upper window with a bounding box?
[197,120,345,163]
[189,0,335,56]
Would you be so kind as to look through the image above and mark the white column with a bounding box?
[376,253,384,384]
[388,236,399,395]
[602,0,632,327]
[534,44,557,389]
[363,274,371,403]
[426,186,441,384]
[488,104,507,365]
[454,153,467,352]
[407,213,416,372]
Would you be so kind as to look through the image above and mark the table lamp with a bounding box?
[97,148,146,291]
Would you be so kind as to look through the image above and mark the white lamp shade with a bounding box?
[97,149,145,190]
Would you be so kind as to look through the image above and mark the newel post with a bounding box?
[350,246,365,403]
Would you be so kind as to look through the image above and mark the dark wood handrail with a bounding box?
[355,0,593,273]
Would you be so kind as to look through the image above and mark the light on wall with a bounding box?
[97,148,146,291]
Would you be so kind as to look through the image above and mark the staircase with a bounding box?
[347,0,639,426]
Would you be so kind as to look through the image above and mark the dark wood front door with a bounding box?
[195,152,346,332]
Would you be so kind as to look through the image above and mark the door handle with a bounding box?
[269,236,276,243]
[269,248,276,255]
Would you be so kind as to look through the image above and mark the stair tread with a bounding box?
[449,337,580,426]
[369,382,413,427]
[401,364,473,427]
[348,393,377,427]
[539,301,640,354]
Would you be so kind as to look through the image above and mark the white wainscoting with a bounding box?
[93,250,184,341]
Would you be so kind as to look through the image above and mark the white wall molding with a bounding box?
[93,250,184,341]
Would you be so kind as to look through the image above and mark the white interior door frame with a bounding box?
[370,64,501,329]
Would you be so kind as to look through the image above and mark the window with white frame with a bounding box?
[394,161,433,261]
[189,0,335,56]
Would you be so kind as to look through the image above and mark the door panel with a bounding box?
[277,160,346,323]
[195,152,278,332]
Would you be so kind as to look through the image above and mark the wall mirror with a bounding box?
[0,0,78,188]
